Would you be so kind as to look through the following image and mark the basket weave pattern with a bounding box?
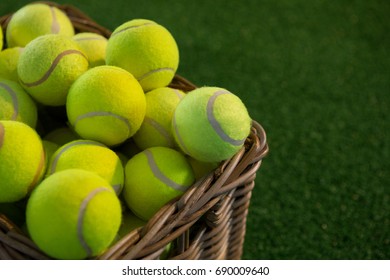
[0,1,269,260]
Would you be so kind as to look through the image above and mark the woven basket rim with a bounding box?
[0,1,269,260]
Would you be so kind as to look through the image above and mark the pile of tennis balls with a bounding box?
[0,3,252,260]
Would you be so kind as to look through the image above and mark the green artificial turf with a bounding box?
[2,0,389,259]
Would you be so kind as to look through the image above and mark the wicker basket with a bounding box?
[0,1,269,260]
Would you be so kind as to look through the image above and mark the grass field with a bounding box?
[2,0,389,259]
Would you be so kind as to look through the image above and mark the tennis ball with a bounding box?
[47,140,124,195]
[67,65,146,146]
[43,126,79,146]
[6,3,74,47]
[0,120,45,203]
[123,147,195,221]
[116,210,146,239]
[188,157,219,180]
[172,87,252,162]
[0,79,38,128]
[0,47,23,81]
[133,87,185,150]
[160,242,172,260]
[42,140,59,173]
[73,32,108,68]
[18,34,89,106]
[106,19,179,92]
[26,169,122,260]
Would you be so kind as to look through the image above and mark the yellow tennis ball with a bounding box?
[47,140,124,195]
[18,34,89,106]
[43,126,79,146]
[172,87,252,162]
[73,32,108,68]
[0,79,38,128]
[110,209,145,245]
[133,87,185,150]
[0,120,45,203]
[26,169,122,260]
[66,65,146,146]
[0,47,23,81]
[41,140,59,173]
[123,147,195,221]
[106,19,179,92]
[187,157,219,180]
[6,3,74,47]
[117,210,146,238]
[160,242,173,260]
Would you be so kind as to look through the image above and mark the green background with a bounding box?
[1,0,389,259]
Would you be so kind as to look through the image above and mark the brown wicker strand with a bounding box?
[215,162,260,197]
[0,230,49,260]
[171,227,207,260]
[100,229,142,260]
[185,148,247,218]
[0,243,11,260]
